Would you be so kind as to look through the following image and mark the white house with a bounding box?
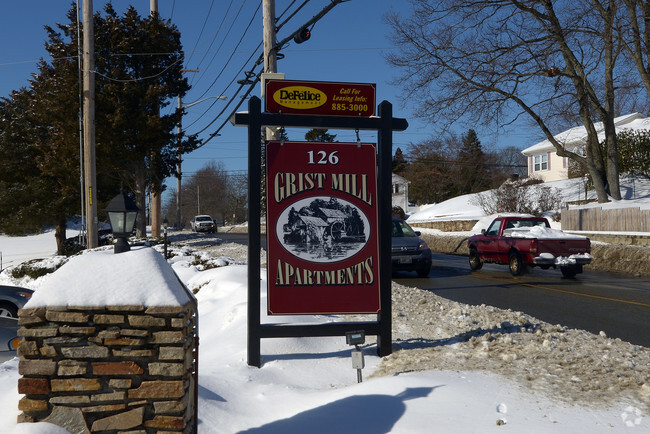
[392,173,417,213]
[521,113,650,182]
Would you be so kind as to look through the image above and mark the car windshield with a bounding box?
[392,219,417,237]
[197,216,212,222]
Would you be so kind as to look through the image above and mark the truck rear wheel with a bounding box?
[561,267,578,278]
[509,251,524,276]
[469,248,483,271]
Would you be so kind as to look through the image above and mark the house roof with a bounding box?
[522,113,646,155]
[392,173,410,184]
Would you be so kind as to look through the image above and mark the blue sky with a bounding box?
[0,1,538,205]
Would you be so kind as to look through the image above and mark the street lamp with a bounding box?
[176,95,228,230]
[105,192,139,254]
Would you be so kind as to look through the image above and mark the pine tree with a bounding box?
[0,5,191,250]
[304,128,336,142]
[457,129,489,195]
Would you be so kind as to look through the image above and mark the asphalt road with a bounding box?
[214,231,267,248]
[392,253,650,348]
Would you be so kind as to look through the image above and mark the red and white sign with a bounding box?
[265,141,380,315]
[265,79,376,117]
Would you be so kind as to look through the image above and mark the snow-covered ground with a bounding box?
[0,231,648,433]
[407,175,650,223]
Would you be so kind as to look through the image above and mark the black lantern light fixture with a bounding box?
[105,191,139,254]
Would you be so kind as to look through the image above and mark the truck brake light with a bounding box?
[530,239,538,253]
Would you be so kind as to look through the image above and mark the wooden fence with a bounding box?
[562,206,650,232]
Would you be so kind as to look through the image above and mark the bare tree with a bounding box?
[386,0,642,202]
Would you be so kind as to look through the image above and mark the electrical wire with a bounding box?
[183,0,216,69]
[191,0,260,102]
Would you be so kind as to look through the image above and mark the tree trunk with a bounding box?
[55,219,67,255]
[134,167,148,238]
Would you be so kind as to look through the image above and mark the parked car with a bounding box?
[391,216,432,277]
[0,285,34,317]
[0,316,20,361]
[467,216,591,277]
[190,215,216,233]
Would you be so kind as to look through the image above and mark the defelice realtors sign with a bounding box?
[265,79,376,117]
[265,141,380,315]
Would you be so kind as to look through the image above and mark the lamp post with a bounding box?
[176,95,227,230]
[163,217,169,259]
[105,192,139,254]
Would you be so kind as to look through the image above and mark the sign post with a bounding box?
[234,89,407,367]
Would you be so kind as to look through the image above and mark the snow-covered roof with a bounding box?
[522,113,647,155]
[392,173,410,185]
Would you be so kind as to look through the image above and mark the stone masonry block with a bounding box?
[103,337,145,346]
[159,346,185,360]
[97,329,121,339]
[18,326,58,338]
[59,325,96,335]
[17,340,39,357]
[153,400,184,414]
[17,315,46,326]
[49,395,90,405]
[128,381,184,399]
[91,391,125,402]
[145,305,187,315]
[113,349,156,358]
[18,397,49,412]
[18,378,50,395]
[39,346,58,357]
[107,305,145,312]
[150,331,185,344]
[51,378,102,392]
[45,311,89,323]
[61,346,110,359]
[18,307,46,318]
[90,406,144,431]
[44,336,82,345]
[108,379,132,389]
[81,403,125,413]
[144,415,186,430]
[148,362,184,377]
[128,315,166,327]
[120,328,149,337]
[19,359,56,376]
[93,314,125,325]
[57,360,88,376]
[92,361,144,375]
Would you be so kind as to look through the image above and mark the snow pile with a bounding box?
[383,283,650,412]
[502,226,588,240]
[26,247,192,308]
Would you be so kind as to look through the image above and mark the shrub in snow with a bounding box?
[471,179,562,217]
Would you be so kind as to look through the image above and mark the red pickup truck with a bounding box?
[467,216,591,278]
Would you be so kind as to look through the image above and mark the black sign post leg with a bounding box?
[247,97,262,367]
[377,100,393,357]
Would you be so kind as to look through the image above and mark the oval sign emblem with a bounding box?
[272,86,327,110]
[275,196,370,263]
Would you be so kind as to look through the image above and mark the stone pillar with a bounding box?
[17,302,197,432]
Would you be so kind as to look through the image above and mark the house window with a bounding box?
[393,184,400,194]
[533,154,548,171]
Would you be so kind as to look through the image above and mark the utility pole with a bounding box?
[83,0,98,248]
[150,0,162,238]
[176,95,183,230]
[263,0,279,141]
